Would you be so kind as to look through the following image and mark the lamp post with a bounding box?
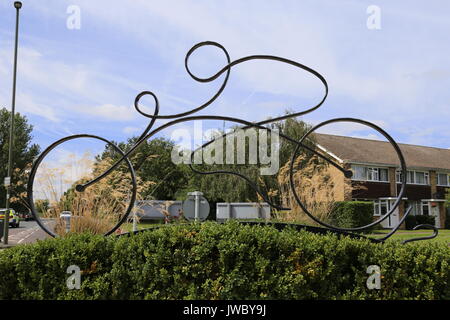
[3,2,22,245]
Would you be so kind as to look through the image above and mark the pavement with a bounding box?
[0,219,54,248]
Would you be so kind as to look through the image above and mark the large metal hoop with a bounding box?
[289,118,407,232]
[27,134,137,237]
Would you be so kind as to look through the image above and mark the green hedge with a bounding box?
[405,216,416,230]
[406,215,436,230]
[0,221,449,300]
[329,201,374,231]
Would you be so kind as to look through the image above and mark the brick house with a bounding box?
[307,133,450,229]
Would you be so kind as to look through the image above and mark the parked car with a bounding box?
[0,209,20,228]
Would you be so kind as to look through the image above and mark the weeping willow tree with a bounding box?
[181,113,315,209]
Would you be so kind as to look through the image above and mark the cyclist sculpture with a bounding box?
[27,41,437,243]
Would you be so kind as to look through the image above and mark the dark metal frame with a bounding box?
[27,41,437,243]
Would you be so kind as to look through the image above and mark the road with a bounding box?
[5,219,54,245]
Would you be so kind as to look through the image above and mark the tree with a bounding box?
[182,114,314,207]
[100,137,190,200]
[96,115,314,208]
[270,112,316,166]
[0,108,40,212]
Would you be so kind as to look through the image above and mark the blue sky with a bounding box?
[0,0,449,163]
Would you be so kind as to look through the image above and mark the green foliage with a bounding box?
[270,112,316,166]
[415,215,436,226]
[406,215,435,230]
[183,114,314,206]
[329,201,374,231]
[100,137,189,200]
[0,108,40,212]
[97,114,313,206]
[405,215,417,230]
[1,221,449,300]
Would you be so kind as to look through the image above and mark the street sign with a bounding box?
[4,177,11,187]
[183,192,210,221]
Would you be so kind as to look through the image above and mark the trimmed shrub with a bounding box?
[329,201,374,231]
[406,215,435,230]
[405,215,417,230]
[416,215,436,227]
[0,221,449,300]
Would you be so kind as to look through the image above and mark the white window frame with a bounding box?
[351,165,367,181]
[367,167,379,181]
[437,172,450,187]
[373,199,389,216]
[351,165,389,182]
[378,168,389,182]
[373,201,380,216]
[396,170,429,185]
[421,201,430,216]
[396,170,402,183]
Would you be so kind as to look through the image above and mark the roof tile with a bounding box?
[314,133,450,171]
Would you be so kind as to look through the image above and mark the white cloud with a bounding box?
[123,126,143,135]
[315,119,388,138]
[76,104,137,121]
[1,0,449,149]
[17,92,60,122]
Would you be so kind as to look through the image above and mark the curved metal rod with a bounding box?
[134,41,232,120]
[135,41,328,121]
[76,41,328,193]
[133,91,159,142]
[402,224,439,244]
[27,40,427,243]
[289,117,408,232]
[27,134,137,238]
[187,124,349,211]
[375,206,413,242]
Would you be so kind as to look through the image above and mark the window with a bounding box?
[373,201,380,216]
[407,171,414,183]
[424,172,430,185]
[374,199,389,216]
[396,170,429,185]
[352,165,367,180]
[367,167,379,181]
[379,168,389,182]
[421,202,429,216]
[416,172,426,184]
[380,200,388,215]
[437,173,450,186]
[396,170,403,183]
[406,201,419,216]
[351,165,389,182]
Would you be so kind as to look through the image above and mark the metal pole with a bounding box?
[132,208,137,231]
[194,193,200,221]
[3,2,22,244]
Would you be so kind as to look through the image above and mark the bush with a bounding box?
[0,221,449,300]
[416,215,436,227]
[405,215,417,230]
[406,215,436,230]
[329,201,374,231]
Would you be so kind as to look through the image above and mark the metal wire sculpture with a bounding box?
[27,41,438,243]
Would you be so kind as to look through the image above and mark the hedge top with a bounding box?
[0,221,449,300]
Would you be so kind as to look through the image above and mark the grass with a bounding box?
[119,217,450,245]
[368,229,450,244]
[120,220,165,232]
